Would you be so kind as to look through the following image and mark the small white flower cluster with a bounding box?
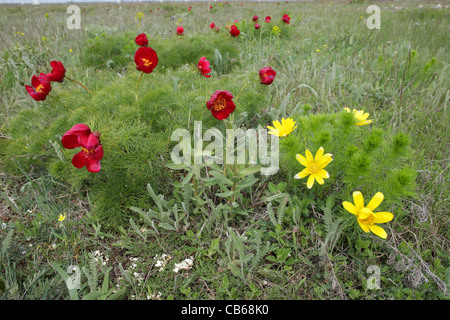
[173,256,194,273]
[128,257,144,285]
[92,250,109,266]
[154,253,172,272]
[147,291,162,300]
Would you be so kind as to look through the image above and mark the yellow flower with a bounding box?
[271,26,281,37]
[58,214,66,222]
[323,44,327,47]
[316,49,320,52]
[267,118,297,137]
[344,107,373,126]
[343,191,394,239]
[295,147,333,189]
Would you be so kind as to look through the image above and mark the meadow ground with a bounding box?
[0,1,448,302]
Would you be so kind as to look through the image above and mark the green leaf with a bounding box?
[82,291,106,300]
[209,170,234,186]
[106,287,126,300]
[268,182,278,194]
[239,165,262,177]
[166,163,190,170]
[216,190,235,198]
[158,222,176,231]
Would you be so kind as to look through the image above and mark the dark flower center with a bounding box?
[212,98,227,112]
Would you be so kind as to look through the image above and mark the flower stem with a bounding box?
[66,76,92,94]
[230,181,237,203]
[135,71,144,93]
[234,79,259,102]
[193,175,198,197]
[178,69,198,88]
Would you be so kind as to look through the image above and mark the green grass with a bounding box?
[0,1,449,301]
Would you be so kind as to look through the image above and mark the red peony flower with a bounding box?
[259,67,277,85]
[255,23,261,29]
[135,33,148,46]
[177,26,184,35]
[229,25,240,37]
[210,6,212,9]
[265,16,271,23]
[214,27,220,32]
[62,124,103,173]
[61,123,91,149]
[206,90,236,120]
[210,22,215,29]
[46,61,66,83]
[134,46,158,74]
[197,56,211,78]
[252,15,259,22]
[282,14,290,24]
[25,73,51,101]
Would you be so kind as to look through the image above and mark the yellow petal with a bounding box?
[358,208,372,220]
[306,174,315,189]
[367,192,384,211]
[368,225,388,239]
[357,219,370,233]
[267,129,280,136]
[374,212,394,224]
[316,169,329,180]
[315,175,325,185]
[356,119,373,126]
[296,154,309,167]
[361,112,370,120]
[305,149,314,164]
[343,201,357,215]
[319,155,333,168]
[353,191,364,210]
[294,168,310,179]
[315,147,324,162]
[273,121,282,130]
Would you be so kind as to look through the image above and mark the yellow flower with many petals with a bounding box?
[343,191,394,239]
[58,214,66,222]
[344,107,373,126]
[295,147,333,189]
[267,118,297,137]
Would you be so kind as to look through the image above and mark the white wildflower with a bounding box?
[173,256,194,273]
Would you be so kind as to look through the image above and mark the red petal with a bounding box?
[77,132,91,148]
[61,133,80,149]
[91,144,104,160]
[68,124,91,135]
[85,133,100,150]
[86,159,101,173]
[72,151,88,169]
